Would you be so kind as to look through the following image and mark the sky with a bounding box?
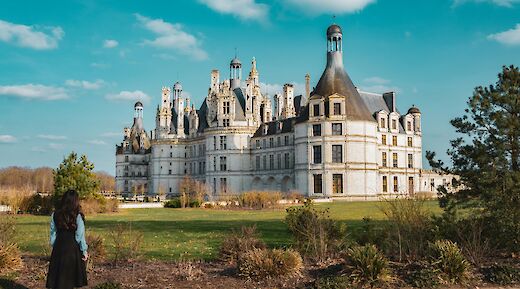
[0,0,519,175]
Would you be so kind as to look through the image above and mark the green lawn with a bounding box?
[14,201,441,260]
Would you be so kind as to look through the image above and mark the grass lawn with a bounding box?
[13,201,441,261]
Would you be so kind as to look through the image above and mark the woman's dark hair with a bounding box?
[55,190,84,230]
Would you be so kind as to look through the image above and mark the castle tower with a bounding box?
[211,69,220,93]
[281,84,295,118]
[158,87,172,131]
[305,73,310,105]
[249,57,259,86]
[173,82,185,137]
[273,93,283,120]
[230,57,242,90]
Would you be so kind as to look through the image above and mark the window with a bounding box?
[313,145,322,164]
[222,119,230,127]
[407,121,412,131]
[168,169,172,175]
[393,176,398,192]
[380,117,386,128]
[333,103,341,115]
[332,145,342,163]
[170,152,173,157]
[213,136,217,150]
[392,119,397,130]
[220,156,227,171]
[269,138,274,148]
[393,153,398,168]
[220,136,227,150]
[313,104,320,116]
[277,154,281,169]
[332,123,342,135]
[125,156,128,162]
[213,156,216,171]
[407,137,412,147]
[382,135,387,145]
[284,135,289,146]
[284,153,290,169]
[277,137,281,147]
[409,177,414,194]
[408,154,413,168]
[333,174,343,194]
[313,124,321,136]
[223,101,230,114]
[269,154,274,170]
[313,174,323,194]
[262,139,266,149]
[382,152,387,167]
[263,155,267,170]
[382,176,388,192]
[220,178,227,193]
[256,155,260,170]
[392,136,398,146]
[256,140,260,149]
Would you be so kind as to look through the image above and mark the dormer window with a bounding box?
[407,121,412,131]
[263,124,268,135]
[313,104,320,116]
[380,118,386,129]
[392,119,397,130]
[223,101,230,114]
[333,103,341,115]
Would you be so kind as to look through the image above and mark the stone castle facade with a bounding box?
[115,24,452,199]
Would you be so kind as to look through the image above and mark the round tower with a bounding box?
[173,81,183,99]
[134,101,143,119]
[230,57,242,90]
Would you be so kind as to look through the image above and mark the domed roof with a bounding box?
[134,101,143,108]
[230,57,241,66]
[327,24,342,36]
[173,81,182,91]
[408,105,421,114]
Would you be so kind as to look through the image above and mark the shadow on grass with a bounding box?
[0,279,30,289]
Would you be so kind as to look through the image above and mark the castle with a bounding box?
[115,24,452,199]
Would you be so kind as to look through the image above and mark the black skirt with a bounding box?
[46,222,87,288]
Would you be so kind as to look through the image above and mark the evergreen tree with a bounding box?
[427,65,520,253]
[53,152,100,200]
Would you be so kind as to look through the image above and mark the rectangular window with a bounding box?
[313,145,322,164]
[382,176,388,192]
[220,136,227,150]
[393,176,398,192]
[277,154,281,169]
[284,135,289,146]
[380,117,386,128]
[393,153,398,168]
[262,139,266,149]
[220,178,227,193]
[382,152,387,167]
[409,177,414,194]
[269,154,274,170]
[332,123,342,135]
[382,135,387,145]
[125,155,129,162]
[333,103,341,115]
[213,136,217,150]
[332,145,342,163]
[313,124,321,136]
[332,174,343,194]
[223,119,230,127]
[430,179,435,191]
[263,155,267,170]
[269,138,274,148]
[313,104,320,116]
[408,154,413,168]
[213,156,216,171]
[284,153,289,169]
[223,101,230,114]
[220,156,227,171]
[277,137,281,147]
[256,140,260,149]
[392,119,397,130]
[392,136,397,146]
[168,169,172,175]
[255,155,261,170]
[313,174,323,194]
[407,121,412,131]
[407,137,412,147]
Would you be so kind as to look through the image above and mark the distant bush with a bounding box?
[86,233,106,270]
[481,264,520,285]
[164,198,181,208]
[429,240,470,284]
[237,248,303,279]
[20,193,54,215]
[402,261,442,288]
[108,223,143,265]
[239,191,282,209]
[344,244,392,288]
[219,225,266,263]
[163,197,201,208]
[313,276,350,289]
[93,282,122,289]
[286,202,345,262]
[81,197,119,215]
[382,197,437,261]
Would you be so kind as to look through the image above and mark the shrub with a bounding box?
[81,197,119,215]
[429,240,470,284]
[0,243,22,275]
[0,215,16,246]
[219,225,266,263]
[86,233,106,270]
[108,223,143,265]
[93,282,122,289]
[481,264,520,285]
[175,260,204,281]
[237,248,303,279]
[164,198,181,208]
[345,244,392,288]
[382,197,437,261]
[21,193,54,215]
[239,191,282,209]
[402,261,441,288]
[353,217,387,248]
[286,202,345,262]
[313,276,350,289]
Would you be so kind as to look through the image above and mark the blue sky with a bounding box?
[0,0,519,174]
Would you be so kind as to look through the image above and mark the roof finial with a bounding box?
[234,47,237,58]
[332,14,336,23]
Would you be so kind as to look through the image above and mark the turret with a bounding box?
[281,84,295,118]
[230,57,242,90]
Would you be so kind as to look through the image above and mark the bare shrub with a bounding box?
[345,244,393,288]
[179,176,208,208]
[86,233,106,270]
[0,242,22,274]
[237,248,303,279]
[239,191,282,209]
[108,223,143,265]
[81,197,119,215]
[175,260,204,281]
[0,215,16,246]
[381,197,436,261]
[285,201,345,262]
[219,225,266,263]
[0,188,33,213]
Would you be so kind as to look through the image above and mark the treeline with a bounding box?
[0,166,115,193]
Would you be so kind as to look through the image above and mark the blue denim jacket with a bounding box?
[49,213,88,256]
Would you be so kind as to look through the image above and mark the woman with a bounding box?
[46,190,88,289]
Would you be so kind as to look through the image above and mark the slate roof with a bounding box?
[252,118,295,137]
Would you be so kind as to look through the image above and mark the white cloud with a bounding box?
[106,90,151,103]
[488,24,520,45]
[88,140,107,145]
[0,19,63,50]
[199,0,268,22]
[0,135,16,143]
[135,14,208,60]
[453,0,520,7]
[360,77,400,94]
[37,134,67,140]
[48,143,64,150]
[0,84,69,100]
[103,39,118,48]
[283,0,375,15]
[65,79,105,90]
[363,76,390,85]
